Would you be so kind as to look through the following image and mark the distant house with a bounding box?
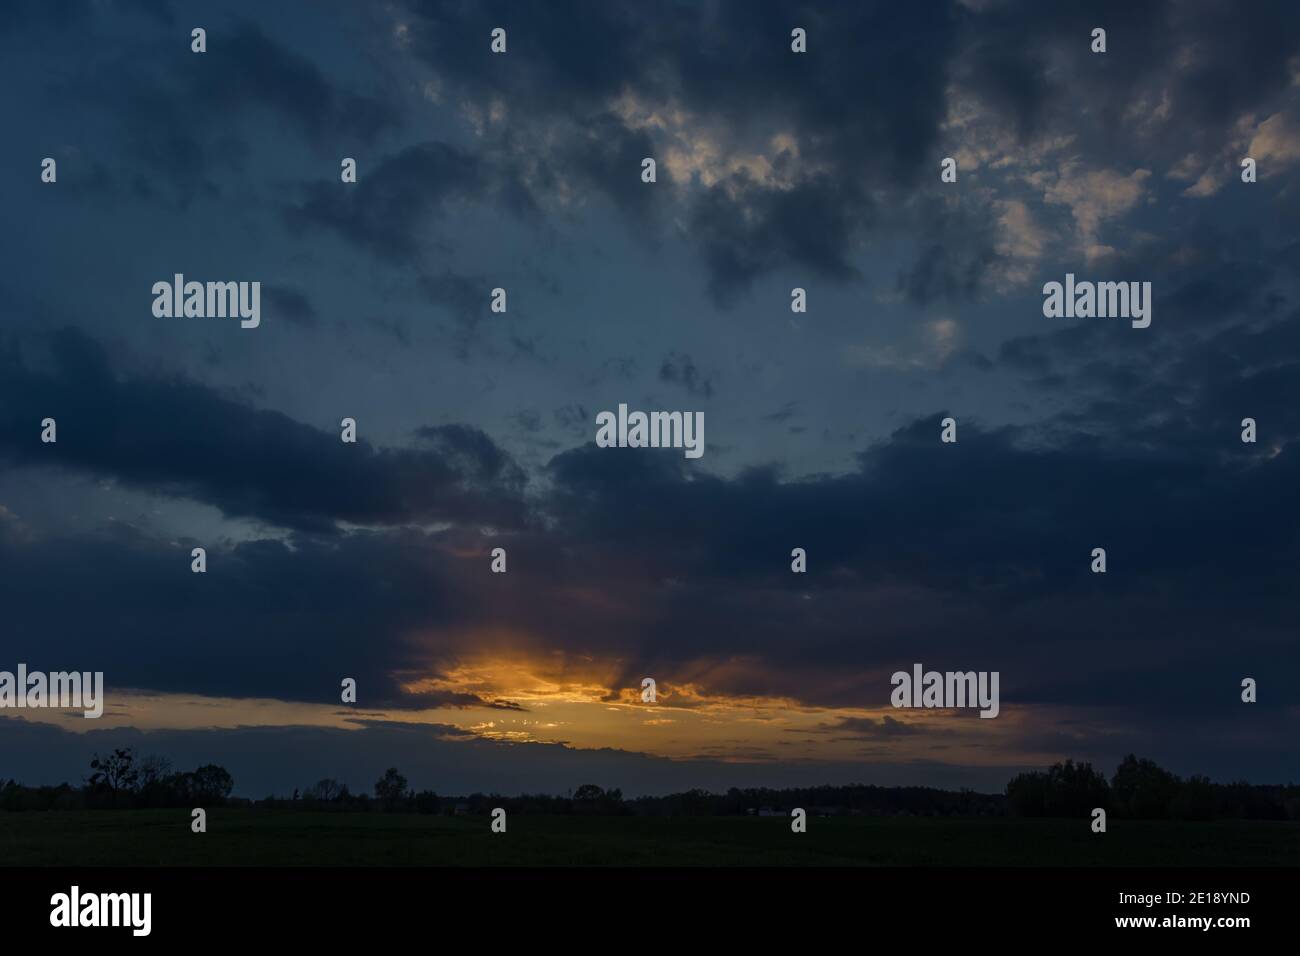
[757,807,782,817]
[453,802,469,816]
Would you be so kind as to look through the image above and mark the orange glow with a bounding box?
[10,653,1092,772]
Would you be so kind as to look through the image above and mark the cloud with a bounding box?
[1043,165,1151,250]
[1248,108,1300,169]
[658,351,714,398]
[0,328,530,533]
[262,285,318,329]
[393,0,957,302]
[195,21,400,143]
[993,199,1049,285]
[1,318,1297,781]
[283,142,530,263]
[58,17,400,207]
[818,715,923,739]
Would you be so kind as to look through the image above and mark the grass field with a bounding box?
[1,811,1296,866]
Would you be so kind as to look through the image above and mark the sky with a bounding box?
[1,0,1298,798]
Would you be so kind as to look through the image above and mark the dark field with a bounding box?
[1,811,1296,866]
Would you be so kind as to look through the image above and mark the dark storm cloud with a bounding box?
[29,0,1245,316]
[396,0,957,301]
[530,112,665,226]
[690,174,871,305]
[951,0,1172,140]
[894,196,1000,306]
[54,17,399,207]
[896,238,997,308]
[537,410,1300,726]
[26,0,1300,308]
[0,328,529,533]
[0,518,521,709]
[998,225,1298,440]
[952,0,1300,151]
[386,1,1300,304]
[1165,1,1300,130]
[413,423,525,487]
[540,418,1261,591]
[0,326,1294,771]
[400,0,657,112]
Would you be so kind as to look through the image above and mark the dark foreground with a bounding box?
[2,810,1295,866]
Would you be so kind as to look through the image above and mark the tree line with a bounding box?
[1,750,1296,819]
[1005,755,1299,820]
[1,748,233,810]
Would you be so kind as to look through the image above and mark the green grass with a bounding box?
[1,811,1294,866]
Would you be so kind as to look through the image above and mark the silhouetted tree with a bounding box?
[134,755,175,807]
[1005,770,1050,817]
[138,755,172,788]
[1172,774,1221,820]
[308,778,342,802]
[88,748,139,805]
[1006,760,1108,817]
[414,790,441,814]
[374,767,408,811]
[568,783,629,815]
[189,764,234,804]
[1111,754,1178,819]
